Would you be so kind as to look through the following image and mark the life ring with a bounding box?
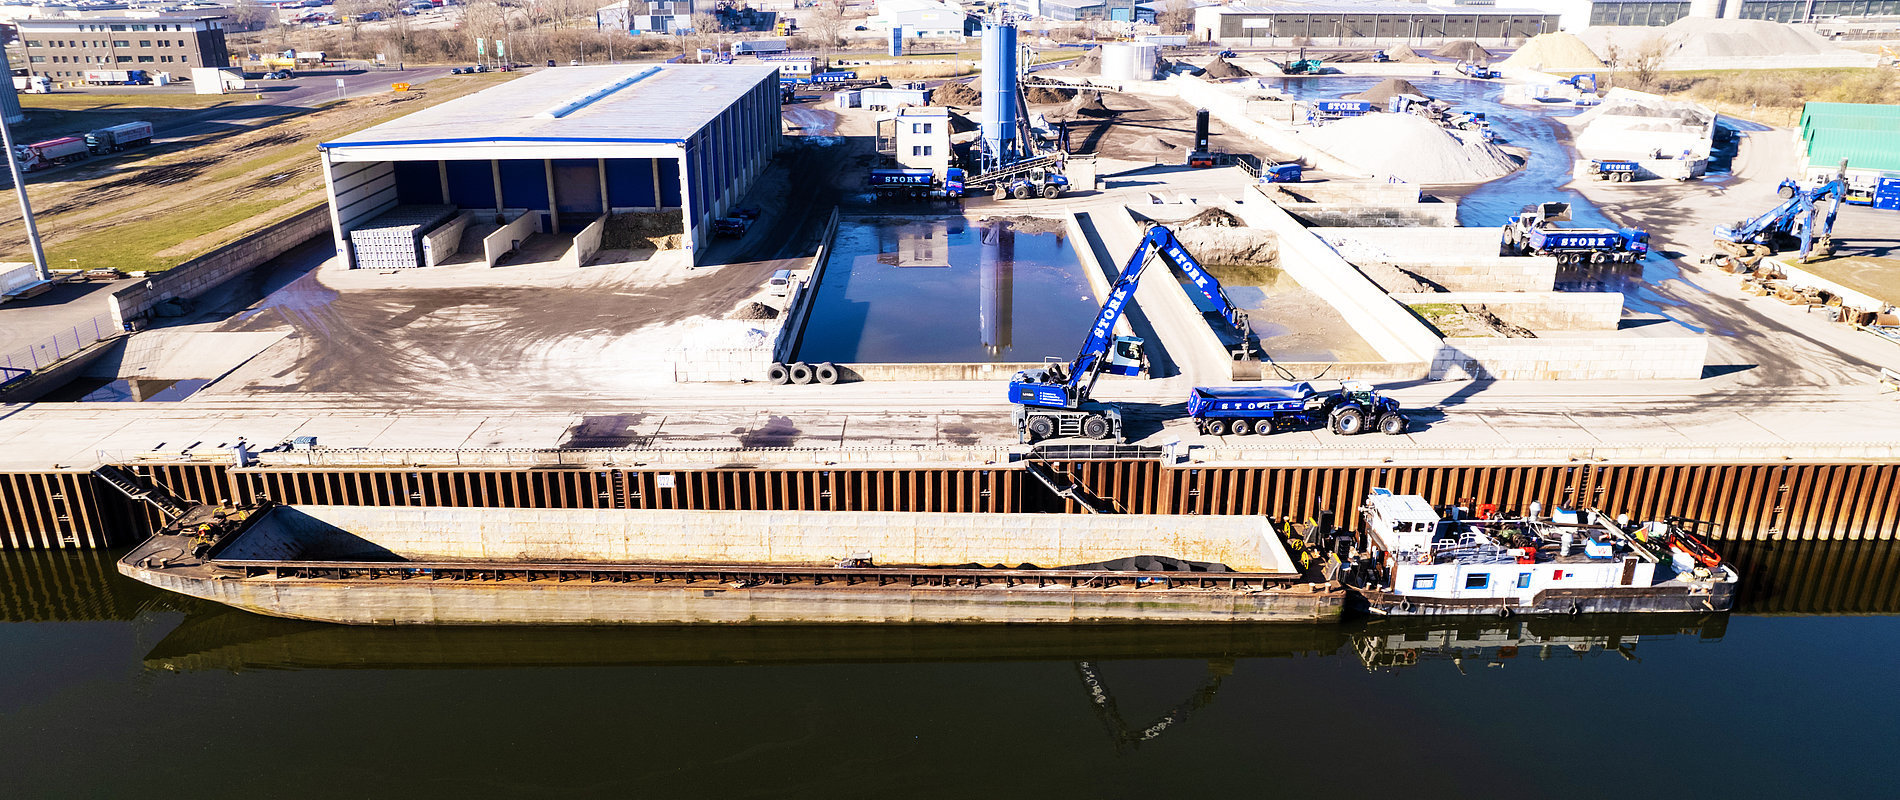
[1477,503,1498,520]
[1494,607,1512,619]
[1568,602,1583,616]
[1415,550,1432,565]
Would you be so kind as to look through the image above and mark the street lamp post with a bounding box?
[0,111,50,282]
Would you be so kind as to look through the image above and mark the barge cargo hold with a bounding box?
[118,504,1343,625]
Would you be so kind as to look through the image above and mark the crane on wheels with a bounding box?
[1009,224,1253,444]
[1713,160,1849,267]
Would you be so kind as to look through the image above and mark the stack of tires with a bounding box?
[767,361,841,385]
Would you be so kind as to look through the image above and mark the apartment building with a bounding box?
[17,16,231,80]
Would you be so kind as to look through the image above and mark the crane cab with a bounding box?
[1107,336,1145,376]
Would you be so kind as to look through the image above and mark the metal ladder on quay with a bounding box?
[91,464,193,519]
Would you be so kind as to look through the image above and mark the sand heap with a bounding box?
[930,80,980,106]
[1316,113,1516,184]
[1023,84,1078,104]
[1579,18,1868,70]
[1061,92,1118,118]
[1433,40,1492,63]
[1382,43,1431,63]
[1069,46,1103,74]
[1573,88,1714,129]
[1350,77,1430,104]
[1499,33,1605,72]
[1201,56,1255,79]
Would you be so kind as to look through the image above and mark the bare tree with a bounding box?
[1158,0,1195,36]
[232,0,276,31]
[1624,36,1667,90]
[805,0,848,49]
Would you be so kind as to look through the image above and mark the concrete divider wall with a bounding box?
[1280,204,1459,228]
[109,205,333,330]
[1434,335,1707,380]
[482,209,534,268]
[1394,291,1625,331]
[669,347,774,383]
[250,505,1288,572]
[421,212,471,268]
[771,207,840,365]
[1267,184,1421,206]
[1315,228,1558,291]
[1232,191,1443,364]
[559,215,607,270]
[1064,211,1136,340]
[1095,207,1235,380]
[1404,259,1558,292]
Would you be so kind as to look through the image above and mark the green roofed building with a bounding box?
[1798,101,1900,185]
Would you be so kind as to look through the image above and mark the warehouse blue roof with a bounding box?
[323,64,779,149]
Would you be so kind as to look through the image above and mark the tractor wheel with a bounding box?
[1026,416,1055,441]
[1013,185,1033,200]
[1042,184,1062,199]
[1205,419,1229,436]
[1082,414,1112,440]
[814,362,840,385]
[767,363,790,385]
[1379,413,1408,436]
[1331,406,1366,436]
[789,362,815,385]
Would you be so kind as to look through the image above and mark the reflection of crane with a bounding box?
[1075,659,1233,753]
[1008,224,1253,443]
[980,222,1014,356]
[1713,160,1848,265]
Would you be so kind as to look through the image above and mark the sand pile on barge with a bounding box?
[1316,113,1516,184]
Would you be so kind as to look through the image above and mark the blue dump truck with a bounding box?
[1501,202,1648,265]
[1188,381,1409,436]
[1308,100,1371,123]
[1588,159,1640,182]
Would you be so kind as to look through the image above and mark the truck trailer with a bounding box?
[84,69,151,86]
[1188,382,1408,436]
[86,121,154,154]
[14,137,90,171]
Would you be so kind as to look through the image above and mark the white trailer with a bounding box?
[12,75,51,94]
[191,67,249,94]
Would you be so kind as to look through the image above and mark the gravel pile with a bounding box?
[729,302,779,320]
[1580,18,1862,70]
[1573,89,1713,128]
[1350,77,1430,104]
[1063,92,1118,118]
[1201,56,1254,79]
[1316,113,1516,184]
[1433,40,1493,63]
[1497,33,1606,72]
[1023,84,1077,104]
[1383,44,1431,63]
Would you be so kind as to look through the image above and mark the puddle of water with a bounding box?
[1271,76,1699,321]
[793,218,1102,363]
[42,378,211,402]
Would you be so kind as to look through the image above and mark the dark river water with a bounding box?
[3,541,1897,798]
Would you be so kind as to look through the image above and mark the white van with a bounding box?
[768,269,793,297]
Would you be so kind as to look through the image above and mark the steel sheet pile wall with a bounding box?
[0,549,155,621]
[4,461,1900,548]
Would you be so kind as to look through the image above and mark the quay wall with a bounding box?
[8,460,1900,549]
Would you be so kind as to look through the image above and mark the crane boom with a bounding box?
[1715,161,1848,263]
[1010,224,1252,418]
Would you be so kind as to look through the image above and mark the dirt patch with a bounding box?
[1176,207,1243,228]
[603,211,685,250]
[931,80,980,106]
[1433,40,1493,63]
[1411,302,1537,338]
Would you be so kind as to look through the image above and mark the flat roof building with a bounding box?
[319,64,781,269]
[16,16,230,82]
[1193,4,1561,44]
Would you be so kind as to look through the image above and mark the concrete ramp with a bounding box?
[85,331,290,381]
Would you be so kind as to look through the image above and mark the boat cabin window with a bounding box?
[1465,573,1489,589]
[1517,572,1532,588]
[1412,574,1436,590]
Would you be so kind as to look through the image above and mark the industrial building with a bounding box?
[15,16,231,81]
[1797,102,1900,189]
[596,0,697,35]
[1192,5,1562,45]
[868,0,980,38]
[319,64,781,269]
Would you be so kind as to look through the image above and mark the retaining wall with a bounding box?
[1395,291,1624,331]
[420,212,471,268]
[772,207,839,366]
[109,205,332,329]
[482,210,534,268]
[559,216,607,270]
[669,346,774,383]
[842,362,1041,382]
[1433,334,1707,380]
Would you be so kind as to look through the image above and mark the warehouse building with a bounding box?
[319,64,780,270]
[1194,5,1561,45]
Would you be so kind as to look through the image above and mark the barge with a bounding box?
[118,503,1343,625]
[1306,490,1738,617]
